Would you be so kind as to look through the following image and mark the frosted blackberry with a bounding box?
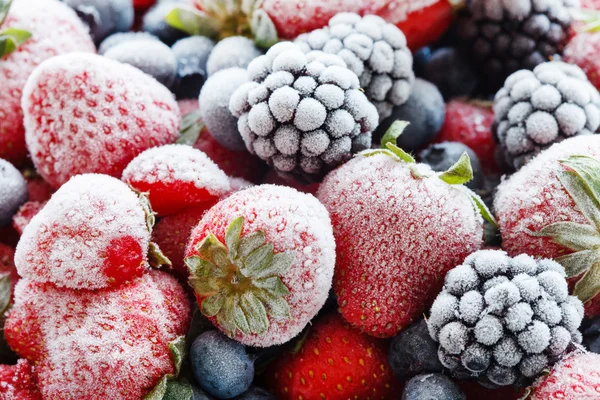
[457,0,580,87]
[428,250,584,387]
[295,13,414,121]
[229,42,378,182]
[493,61,600,170]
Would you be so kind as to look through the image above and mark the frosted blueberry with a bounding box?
[0,159,28,226]
[207,37,262,76]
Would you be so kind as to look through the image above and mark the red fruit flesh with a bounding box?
[102,236,146,286]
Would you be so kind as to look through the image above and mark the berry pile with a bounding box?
[3,0,600,399]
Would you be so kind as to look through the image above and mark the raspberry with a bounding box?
[22,52,180,188]
[15,174,151,290]
[122,144,231,216]
[0,0,95,166]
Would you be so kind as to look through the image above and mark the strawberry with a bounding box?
[564,32,600,91]
[0,359,41,400]
[134,0,156,10]
[317,123,487,337]
[0,0,95,167]
[4,270,190,400]
[266,312,402,400]
[11,201,45,236]
[494,135,600,317]
[23,173,53,203]
[185,184,336,347]
[581,0,600,8]
[122,144,231,216]
[22,52,180,188]
[435,100,499,174]
[15,174,151,290]
[526,351,600,400]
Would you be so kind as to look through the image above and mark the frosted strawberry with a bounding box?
[122,144,231,216]
[4,271,190,400]
[185,184,336,347]
[15,174,151,290]
[317,122,488,337]
[0,0,95,167]
[0,359,41,400]
[494,136,600,316]
[22,52,180,188]
[11,201,45,236]
[23,173,53,203]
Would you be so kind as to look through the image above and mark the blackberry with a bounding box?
[229,42,378,182]
[457,0,580,88]
[295,12,414,121]
[389,319,444,379]
[493,61,600,170]
[428,250,584,387]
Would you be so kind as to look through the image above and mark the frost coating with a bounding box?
[15,174,150,290]
[230,42,378,181]
[0,159,28,227]
[206,36,263,76]
[295,12,414,120]
[428,250,584,387]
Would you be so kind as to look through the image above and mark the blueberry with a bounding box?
[207,37,263,76]
[403,374,466,400]
[98,32,159,55]
[423,47,480,100]
[234,386,275,400]
[0,159,28,227]
[190,331,254,399]
[62,0,134,44]
[172,36,215,99]
[142,1,188,45]
[389,319,443,379]
[419,142,484,189]
[583,316,600,354]
[192,386,212,400]
[375,78,445,151]
[413,46,432,77]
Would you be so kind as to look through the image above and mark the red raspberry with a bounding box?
[435,100,499,174]
[185,185,336,347]
[12,201,45,236]
[0,359,41,400]
[0,0,95,166]
[22,53,180,188]
[4,271,190,400]
[564,32,600,91]
[23,174,54,203]
[15,174,151,290]
[122,144,231,216]
[317,151,484,337]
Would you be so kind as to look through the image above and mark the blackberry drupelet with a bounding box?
[295,12,414,121]
[493,61,600,170]
[427,250,584,388]
[229,42,379,182]
[457,0,580,88]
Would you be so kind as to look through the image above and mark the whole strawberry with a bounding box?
[22,52,180,188]
[317,122,487,337]
[266,313,401,400]
[185,184,336,347]
[0,0,95,166]
[564,31,600,91]
[0,359,41,400]
[494,135,600,316]
[15,174,151,290]
[4,271,190,400]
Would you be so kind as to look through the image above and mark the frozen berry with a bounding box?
[564,31,600,91]
[63,0,134,44]
[98,31,159,55]
[11,201,45,236]
[0,359,41,400]
[403,373,465,400]
[207,36,262,76]
[235,386,275,400]
[423,47,480,100]
[142,1,187,45]
[419,142,484,190]
[389,319,443,379]
[172,36,215,99]
[0,159,28,227]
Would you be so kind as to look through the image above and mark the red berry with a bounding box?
[0,0,95,167]
[266,313,402,400]
[564,32,600,91]
[12,201,45,236]
[22,53,180,188]
[23,175,54,203]
[0,359,41,400]
[133,0,156,10]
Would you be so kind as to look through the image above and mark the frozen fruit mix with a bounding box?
[2,0,600,399]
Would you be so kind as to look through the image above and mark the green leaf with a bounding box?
[185,256,215,277]
[201,293,226,317]
[148,242,172,269]
[557,168,600,231]
[0,0,12,26]
[237,231,266,259]
[252,251,294,279]
[218,296,237,336]
[240,291,269,334]
[165,5,221,37]
[190,277,219,297]
[0,273,11,316]
[458,187,497,226]
[0,28,31,58]
[163,380,193,400]
[255,290,290,319]
[556,250,598,278]
[168,336,186,377]
[361,149,393,158]
[251,9,278,49]
[225,217,244,260]
[531,222,600,252]
[144,375,169,400]
[381,121,410,149]
[254,277,290,296]
[176,110,204,146]
[138,193,155,231]
[233,296,251,335]
[438,152,474,185]
[241,243,273,277]
[386,143,416,163]
[574,262,600,303]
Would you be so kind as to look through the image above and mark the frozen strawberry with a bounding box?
[178,98,200,116]
[266,313,402,400]
[122,144,231,216]
[22,52,180,188]
[435,100,499,174]
[564,32,600,91]
[527,351,600,400]
[15,174,151,290]
[494,136,600,316]
[4,270,190,400]
[0,359,41,400]
[11,201,45,236]
[23,174,53,204]
[317,124,486,337]
[0,0,95,167]
[185,184,336,347]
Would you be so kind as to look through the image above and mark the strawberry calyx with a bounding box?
[177,110,205,146]
[0,272,10,317]
[144,336,194,400]
[185,216,295,338]
[571,7,600,33]
[137,191,172,270]
[0,0,31,59]
[165,1,278,49]
[531,155,600,303]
